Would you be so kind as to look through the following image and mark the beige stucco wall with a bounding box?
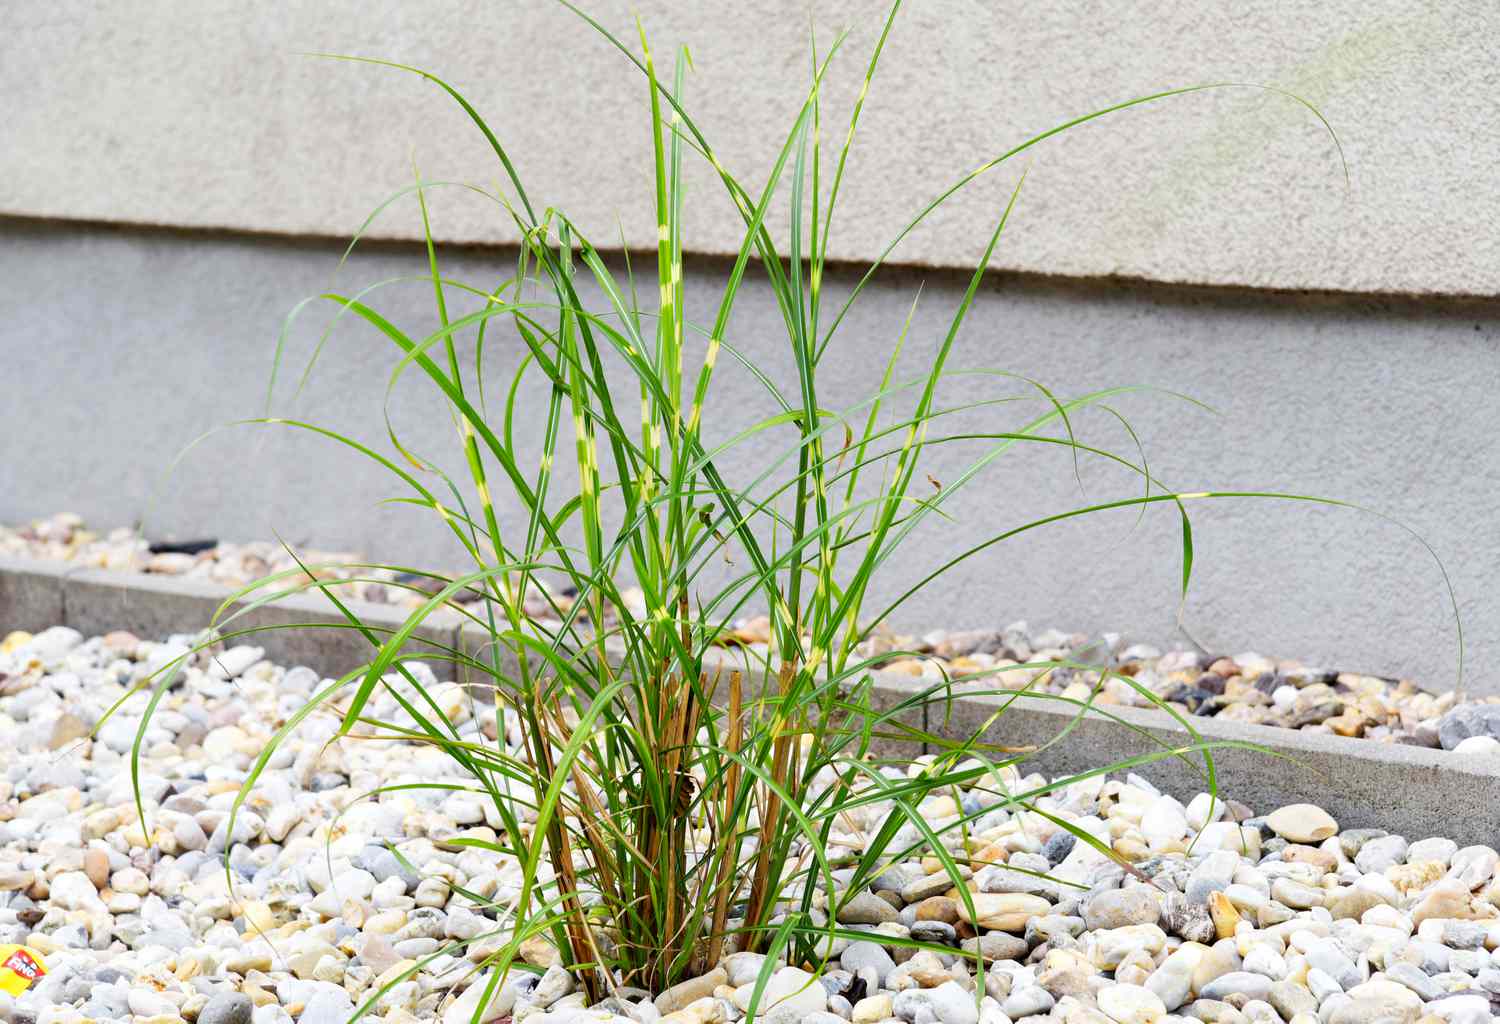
[3,1,1496,296]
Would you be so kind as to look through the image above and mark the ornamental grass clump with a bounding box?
[119,1,1432,1017]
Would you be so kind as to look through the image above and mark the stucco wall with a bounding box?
[2,1,1497,295]
[1,218,1490,690]
[1,2,1496,690]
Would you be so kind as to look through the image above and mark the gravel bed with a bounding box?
[4,512,1496,751]
[0,514,415,608]
[846,626,1494,753]
[3,626,1500,1024]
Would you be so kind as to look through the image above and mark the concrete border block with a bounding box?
[911,683,1500,847]
[213,587,464,683]
[62,567,236,643]
[453,618,524,691]
[446,633,1500,841]
[0,557,71,633]
[842,668,936,760]
[697,646,932,759]
[5,560,1495,843]
[60,567,461,680]
[449,630,929,756]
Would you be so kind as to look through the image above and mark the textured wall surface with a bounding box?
[1,219,1491,689]
[2,2,1496,691]
[2,1,1497,294]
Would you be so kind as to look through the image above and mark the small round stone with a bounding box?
[198,993,253,1024]
[1098,982,1167,1024]
[1265,803,1338,843]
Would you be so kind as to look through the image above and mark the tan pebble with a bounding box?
[149,827,180,855]
[956,893,1051,931]
[48,712,92,751]
[225,952,274,975]
[0,867,34,891]
[1412,879,1483,927]
[1265,804,1338,843]
[363,910,406,935]
[26,932,62,955]
[337,898,368,928]
[1326,887,1385,921]
[1038,947,1099,996]
[884,659,926,677]
[1257,902,1301,930]
[1389,860,1446,894]
[1271,878,1323,910]
[661,997,725,1024]
[102,630,141,654]
[1192,940,1242,991]
[915,896,960,924]
[925,795,959,819]
[437,826,497,852]
[374,959,418,989]
[107,891,141,914]
[1479,879,1500,909]
[1209,891,1241,940]
[180,993,208,1021]
[240,900,276,934]
[851,993,893,1024]
[84,848,110,890]
[968,842,1007,867]
[1326,712,1365,737]
[519,934,561,966]
[1282,845,1338,871]
[242,983,278,1007]
[902,950,950,986]
[111,866,150,895]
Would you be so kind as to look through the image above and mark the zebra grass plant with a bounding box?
[112,2,1452,1018]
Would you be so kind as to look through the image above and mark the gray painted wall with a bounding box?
[2,1,1498,294]
[1,218,1491,690]
[2,1,1497,692]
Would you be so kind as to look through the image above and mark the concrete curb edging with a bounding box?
[926,688,1500,848]
[679,639,1500,848]
[0,556,460,680]
[3,557,1496,845]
